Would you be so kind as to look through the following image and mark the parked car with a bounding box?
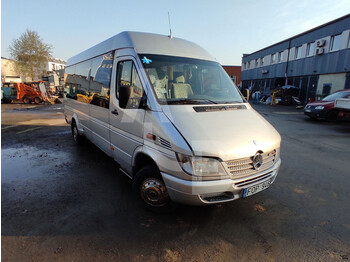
[304,89,350,121]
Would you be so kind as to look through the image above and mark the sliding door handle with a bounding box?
[111,109,119,115]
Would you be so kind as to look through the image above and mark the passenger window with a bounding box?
[116,60,145,109]
[65,65,77,99]
[75,61,91,104]
[90,52,113,108]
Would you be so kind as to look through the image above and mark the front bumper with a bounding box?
[162,158,281,205]
[304,108,327,118]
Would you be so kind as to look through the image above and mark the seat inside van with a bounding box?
[171,75,193,99]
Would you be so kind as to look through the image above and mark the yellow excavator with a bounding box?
[270,88,282,106]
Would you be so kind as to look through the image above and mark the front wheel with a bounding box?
[23,97,31,104]
[326,110,338,122]
[133,165,175,212]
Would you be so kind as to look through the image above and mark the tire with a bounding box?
[23,97,31,104]
[71,121,83,145]
[326,110,338,122]
[133,165,175,212]
[34,97,41,104]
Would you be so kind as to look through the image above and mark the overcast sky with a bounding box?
[1,0,350,65]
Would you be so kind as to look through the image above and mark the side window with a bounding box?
[75,60,91,104]
[90,52,113,108]
[116,60,145,109]
[116,61,132,97]
[65,65,77,99]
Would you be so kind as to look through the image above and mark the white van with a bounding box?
[64,31,281,211]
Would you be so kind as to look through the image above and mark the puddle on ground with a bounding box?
[1,146,73,183]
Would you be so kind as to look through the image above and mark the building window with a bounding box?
[260,57,264,66]
[278,51,284,62]
[295,46,302,59]
[347,32,350,48]
[255,59,259,67]
[330,34,341,51]
[231,76,236,83]
[271,54,276,64]
[306,42,315,56]
[247,61,250,69]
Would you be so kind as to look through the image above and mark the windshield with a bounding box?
[322,91,350,101]
[139,54,244,105]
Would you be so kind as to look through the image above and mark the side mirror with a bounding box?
[139,94,148,109]
[119,85,133,109]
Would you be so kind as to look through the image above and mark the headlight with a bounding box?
[176,153,227,178]
[315,106,324,110]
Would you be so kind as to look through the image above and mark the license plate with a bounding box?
[305,109,311,113]
[243,179,272,198]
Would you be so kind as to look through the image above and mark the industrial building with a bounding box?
[241,14,350,102]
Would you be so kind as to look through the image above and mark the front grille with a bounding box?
[235,172,273,188]
[225,150,276,178]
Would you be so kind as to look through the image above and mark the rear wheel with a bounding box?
[326,110,338,122]
[34,97,42,104]
[71,121,83,145]
[133,165,175,212]
[23,97,31,104]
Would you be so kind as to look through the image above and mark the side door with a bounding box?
[109,55,146,173]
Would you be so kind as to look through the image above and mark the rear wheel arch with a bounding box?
[71,118,83,145]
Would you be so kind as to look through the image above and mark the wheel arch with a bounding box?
[132,148,160,178]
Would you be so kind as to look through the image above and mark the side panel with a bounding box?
[88,53,114,155]
[64,64,92,140]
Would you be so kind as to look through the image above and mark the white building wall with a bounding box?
[46,61,66,72]
[317,73,346,95]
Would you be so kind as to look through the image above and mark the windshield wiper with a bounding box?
[167,98,217,105]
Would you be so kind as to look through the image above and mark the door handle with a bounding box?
[111,109,119,115]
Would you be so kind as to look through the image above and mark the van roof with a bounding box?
[66,31,216,66]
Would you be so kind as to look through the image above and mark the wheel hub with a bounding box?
[140,178,169,207]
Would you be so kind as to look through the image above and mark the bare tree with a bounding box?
[8,29,52,80]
